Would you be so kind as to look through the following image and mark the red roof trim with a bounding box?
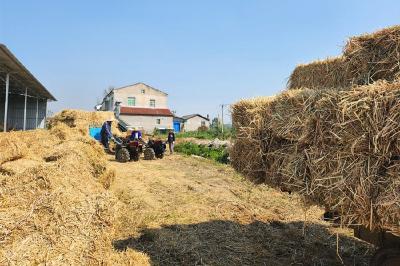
[120,107,174,116]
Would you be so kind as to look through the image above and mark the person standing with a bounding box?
[167,130,175,154]
[100,119,113,149]
[129,128,142,141]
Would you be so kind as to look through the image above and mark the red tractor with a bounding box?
[114,137,166,163]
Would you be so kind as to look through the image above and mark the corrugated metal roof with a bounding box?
[120,107,174,116]
[0,44,56,101]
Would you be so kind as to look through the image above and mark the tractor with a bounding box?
[145,139,167,160]
[114,137,143,163]
[114,137,166,163]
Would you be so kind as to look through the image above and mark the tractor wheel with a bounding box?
[131,152,140,162]
[108,141,116,155]
[144,148,155,160]
[116,148,130,163]
[370,248,400,266]
[155,152,164,159]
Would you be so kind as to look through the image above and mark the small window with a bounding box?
[127,97,136,106]
[156,119,161,124]
[150,99,156,107]
[201,121,206,127]
[141,89,145,94]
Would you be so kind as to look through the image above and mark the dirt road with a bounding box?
[109,154,373,265]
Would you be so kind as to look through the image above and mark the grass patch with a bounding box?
[175,142,229,164]
[154,128,233,140]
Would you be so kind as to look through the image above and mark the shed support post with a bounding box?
[3,73,9,132]
[44,100,47,128]
[35,97,39,129]
[23,88,28,130]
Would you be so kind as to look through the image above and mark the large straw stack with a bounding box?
[0,110,140,265]
[231,81,400,232]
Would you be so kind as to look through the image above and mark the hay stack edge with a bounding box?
[0,110,147,265]
[232,25,400,233]
[288,25,400,91]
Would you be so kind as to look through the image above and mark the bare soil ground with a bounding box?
[109,154,374,265]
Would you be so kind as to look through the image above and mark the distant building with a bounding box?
[181,114,210,132]
[173,116,185,132]
[101,83,173,133]
[0,44,56,131]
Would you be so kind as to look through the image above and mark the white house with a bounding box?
[101,83,173,133]
[181,114,210,131]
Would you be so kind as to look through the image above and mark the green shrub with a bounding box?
[175,142,229,164]
[175,128,232,140]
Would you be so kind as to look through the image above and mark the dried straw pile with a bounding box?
[288,25,400,90]
[0,110,143,265]
[287,57,351,90]
[344,25,400,85]
[48,109,122,136]
[231,81,400,232]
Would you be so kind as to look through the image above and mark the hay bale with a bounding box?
[287,57,351,90]
[231,97,274,181]
[308,80,400,155]
[231,82,400,232]
[231,89,324,186]
[268,88,324,142]
[344,25,400,85]
[288,25,400,91]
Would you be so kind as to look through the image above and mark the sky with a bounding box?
[1,1,399,122]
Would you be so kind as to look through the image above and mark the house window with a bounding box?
[141,89,145,94]
[201,121,206,127]
[127,97,136,106]
[156,119,161,124]
[150,99,156,107]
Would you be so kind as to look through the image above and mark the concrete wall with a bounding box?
[119,114,173,133]
[0,94,47,130]
[184,116,210,131]
[113,83,168,109]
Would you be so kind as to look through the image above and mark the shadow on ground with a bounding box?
[113,220,374,266]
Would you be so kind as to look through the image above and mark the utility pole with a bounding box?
[220,104,230,134]
[221,104,224,134]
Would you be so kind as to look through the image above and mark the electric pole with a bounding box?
[220,104,230,134]
[221,104,224,134]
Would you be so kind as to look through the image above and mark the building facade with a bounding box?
[181,114,210,132]
[0,44,56,131]
[101,83,173,133]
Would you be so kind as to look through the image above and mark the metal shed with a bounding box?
[0,44,56,131]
